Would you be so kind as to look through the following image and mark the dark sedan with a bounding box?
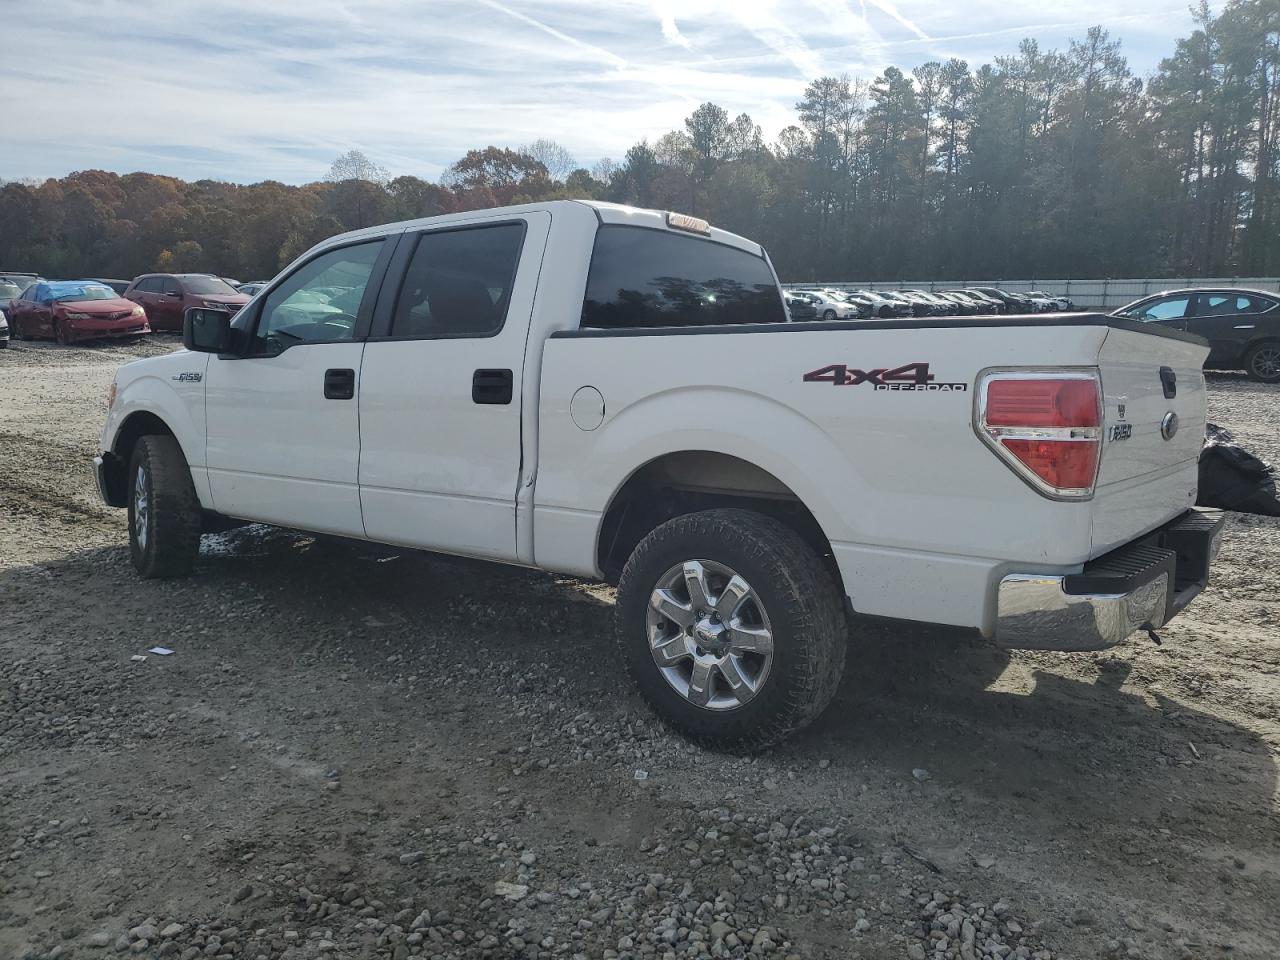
[785,293,819,321]
[1112,288,1280,383]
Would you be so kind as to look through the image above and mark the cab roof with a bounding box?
[310,200,764,259]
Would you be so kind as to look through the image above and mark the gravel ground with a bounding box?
[1,336,1277,960]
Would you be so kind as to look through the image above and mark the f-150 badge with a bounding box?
[171,372,203,383]
[803,362,967,391]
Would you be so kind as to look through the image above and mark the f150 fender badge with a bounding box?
[802,362,967,392]
[171,372,203,383]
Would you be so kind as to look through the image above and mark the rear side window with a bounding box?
[391,223,524,338]
[581,225,784,329]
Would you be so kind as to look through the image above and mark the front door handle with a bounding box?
[324,368,355,400]
[472,368,513,404]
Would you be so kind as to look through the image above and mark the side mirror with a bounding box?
[184,307,232,353]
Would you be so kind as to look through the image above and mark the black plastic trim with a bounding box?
[550,312,1209,345]
[1063,507,1224,623]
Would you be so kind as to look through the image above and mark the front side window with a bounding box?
[1129,296,1190,322]
[162,277,181,296]
[581,225,784,329]
[390,223,524,338]
[254,240,383,353]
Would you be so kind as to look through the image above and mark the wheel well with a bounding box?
[596,451,843,591]
[100,411,178,506]
[113,411,176,462]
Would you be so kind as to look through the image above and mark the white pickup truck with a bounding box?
[95,201,1223,748]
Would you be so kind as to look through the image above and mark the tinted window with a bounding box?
[1198,294,1255,316]
[581,225,783,329]
[162,277,181,295]
[255,240,383,352]
[391,223,524,338]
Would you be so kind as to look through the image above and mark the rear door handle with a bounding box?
[324,367,355,400]
[1159,366,1176,399]
[472,368,513,404]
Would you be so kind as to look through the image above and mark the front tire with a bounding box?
[822,309,837,321]
[616,508,847,751]
[54,320,71,345]
[1244,342,1280,383]
[128,435,201,578]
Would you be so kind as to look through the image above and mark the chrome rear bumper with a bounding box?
[996,508,1224,651]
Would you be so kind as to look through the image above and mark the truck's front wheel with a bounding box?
[128,435,201,578]
[616,508,847,751]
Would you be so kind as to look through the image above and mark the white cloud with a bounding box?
[0,0,1207,185]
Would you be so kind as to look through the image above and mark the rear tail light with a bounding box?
[976,370,1102,499]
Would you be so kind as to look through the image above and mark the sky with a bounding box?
[0,0,1217,186]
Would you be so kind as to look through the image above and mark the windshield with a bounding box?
[51,283,116,302]
[0,282,20,303]
[181,276,239,296]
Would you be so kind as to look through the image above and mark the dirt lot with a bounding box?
[1,337,1277,960]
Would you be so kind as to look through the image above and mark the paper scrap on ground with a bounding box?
[130,655,148,662]
[148,647,174,656]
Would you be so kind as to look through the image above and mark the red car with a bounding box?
[124,273,249,332]
[8,281,151,344]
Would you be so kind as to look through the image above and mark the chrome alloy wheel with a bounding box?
[646,559,774,710]
[1251,345,1280,380]
[134,465,149,550]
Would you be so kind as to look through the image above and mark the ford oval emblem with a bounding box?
[1160,411,1179,440]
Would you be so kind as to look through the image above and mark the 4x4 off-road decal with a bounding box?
[802,362,967,392]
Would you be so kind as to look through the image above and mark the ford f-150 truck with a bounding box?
[94,201,1223,749]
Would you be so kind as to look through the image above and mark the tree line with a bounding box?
[1,0,1276,283]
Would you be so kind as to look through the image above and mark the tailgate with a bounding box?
[1092,326,1209,553]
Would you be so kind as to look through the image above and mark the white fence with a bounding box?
[782,277,1280,310]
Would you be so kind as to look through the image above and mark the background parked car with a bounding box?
[969,287,1038,313]
[236,281,269,297]
[784,293,818,321]
[90,278,131,295]
[8,280,150,344]
[125,273,249,331]
[1027,290,1074,311]
[1112,287,1280,382]
[795,290,860,320]
[930,291,980,315]
[0,272,42,295]
[0,278,22,320]
[898,289,954,315]
[847,289,912,318]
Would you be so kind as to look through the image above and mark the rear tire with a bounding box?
[128,435,201,578]
[616,508,847,751]
[1244,342,1280,383]
[822,309,836,321]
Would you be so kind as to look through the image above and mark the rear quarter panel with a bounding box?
[535,322,1119,629]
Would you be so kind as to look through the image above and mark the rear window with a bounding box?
[581,225,783,329]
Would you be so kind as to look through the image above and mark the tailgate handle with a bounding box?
[1159,366,1176,399]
